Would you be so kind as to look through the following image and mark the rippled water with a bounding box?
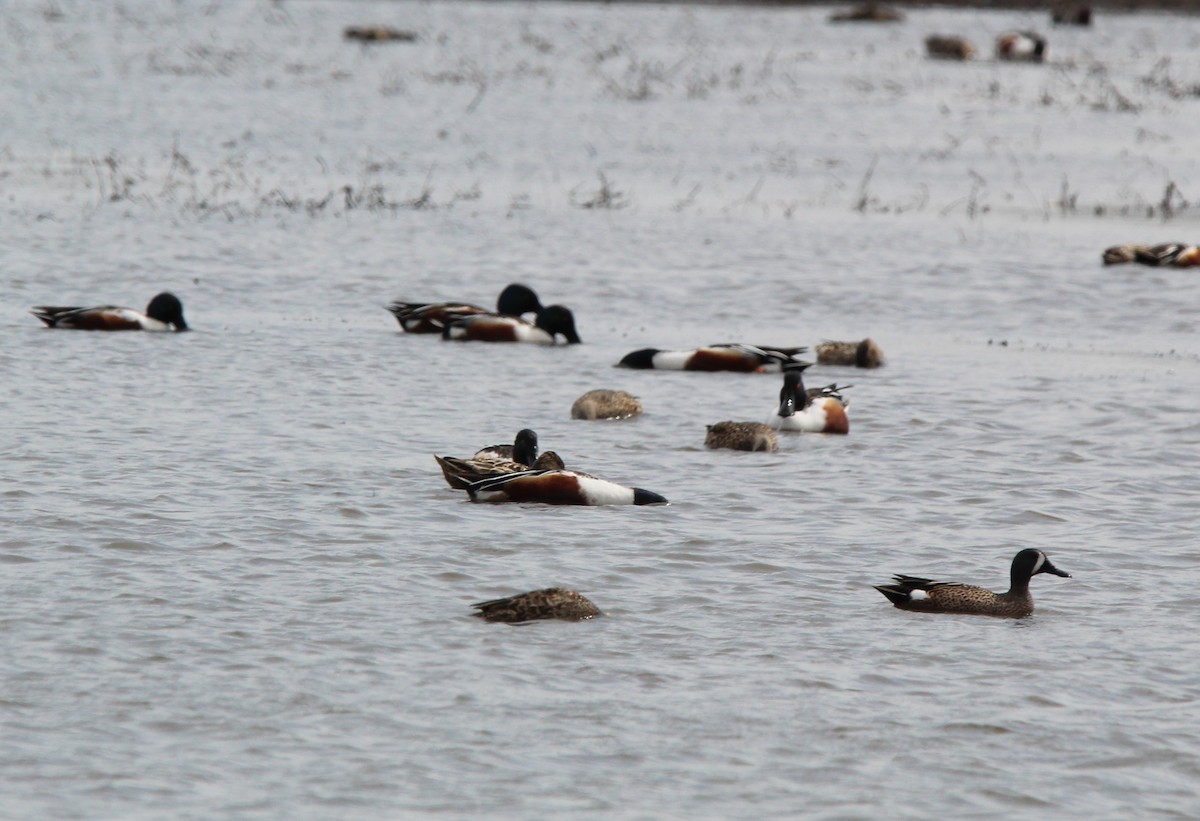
[3,1,1200,818]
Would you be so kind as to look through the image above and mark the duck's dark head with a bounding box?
[1012,549,1071,587]
[777,365,810,416]
[536,305,581,344]
[496,283,543,317]
[512,428,539,466]
[146,292,188,331]
[617,348,659,369]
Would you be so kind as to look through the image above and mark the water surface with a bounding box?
[2,1,1199,818]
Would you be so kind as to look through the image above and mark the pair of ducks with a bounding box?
[475,549,1071,623]
[388,283,581,345]
[925,31,1046,63]
[435,429,667,506]
[705,365,851,453]
[25,284,583,341]
[616,339,883,371]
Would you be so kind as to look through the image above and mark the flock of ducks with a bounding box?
[26,273,1085,623]
[381,282,1069,623]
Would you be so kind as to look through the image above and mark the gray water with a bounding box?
[3,1,1200,818]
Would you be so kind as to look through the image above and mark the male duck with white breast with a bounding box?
[443,304,581,345]
[767,364,850,435]
[30,292,188,332]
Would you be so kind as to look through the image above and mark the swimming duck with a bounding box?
[386,283,543,333]
[570,390,644,420]
[464,428,540,465]
[434,428,556,489]
[1102,244,1151,265]
[617,344,808,372]
[436,451,566,490]
[815,338,886,369]
[471,587,602,624]
[874,549,1070,618]
[925,35,975,61]
[1166,246,1200,267]
[344,25,417,43]
[1102,243,1200,267]
[466,469,668,506]
[1051,4,1091,25]
[443,304,581,345]
[767,365,851,434]
[704,421,778,453]
[829,3,904,23]
[1137,243,1200,267]
[995,31,1047,63]
[29,292,188,332]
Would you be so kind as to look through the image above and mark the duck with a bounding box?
[925,35,975,61]
[1101,244,1151,265]
[1102,243,1200,267]
[705,421,778,453]
[434,428,561,489]
[343,25,417,43]
[1165,246,1200,267]
[1136,243,1200,267]
[874,549,1071,618]
[386,283,542,333]
[815,338,886,369]
[465,469,668,506]
[767,365,851,434]
[436,451,566,490]
[617,344,808,372]
[828,3,904,23]
[995,31,1047,63]
[443,304,581,345]
[1051,4,1091,25]
[471,587,602,624]
[29,292,188,332]
[570,389,644,420]
[464,428,540,465]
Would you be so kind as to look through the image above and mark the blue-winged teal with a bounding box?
[30,292,188,332]
[767,365,851,434]
[705,421,778,452]
[617,343,808,372]
[387,283,542,333]
[471,587,602,624]
[874,549,1070,618]
[815,338,885,369]
[571,389,644,420]
[466,469,667,506]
